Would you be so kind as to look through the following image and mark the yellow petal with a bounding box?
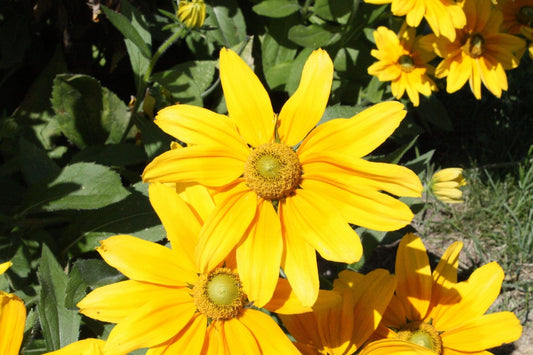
[196,189,257,273]
[441,312,522,351]
[298,101,406,159]
[278,49,334,146]
[142,145,246,186]
[146,313,207,355]
[97,235,197,286]
[284,188,362,263]
[433,241,463,288]
[445,54,471,94]
[238,309,300,354]
[396,233,432,320]
[219,48,275,147]
[279,311,322,349]
[154,104,249,155]
[0,261,12,276]
[44,339,105,355]
[236,200,282,308]
[104,293,196,354]
[316,288,355,354]
[222,317,261,354]
[0,292,25,355]
[359,339,436,355]
[77,280,182,324]
[176,182,216,223]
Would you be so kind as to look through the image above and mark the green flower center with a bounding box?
[518,6,533,27]
[193,268,246,320]
[243,142,302,200]
[397,321,442,354]
[399,54,415,73]
[466,33,485,58]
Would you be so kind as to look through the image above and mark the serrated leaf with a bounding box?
[51,74,130,148]
[205,0,247,47]
[261,20,298,90]
[24,162,130,212]
[152,61,216,106]
[38,245,81,351]
[100,5,151,58]
[252,0,300,18]
[288,24,341,48]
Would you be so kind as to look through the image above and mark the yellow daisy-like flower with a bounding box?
[77,183,330,355]
[45,339,105,355]
[177,0,206,29]
[429,167,466,203]
[0,261,26,355]
[522,25,533,58]
[497,0,533,34]
[363,0,466,41]
[372,233,522,354]
[279,269,397,355]
[422,0,525,99]
[368,25,437,107]
[142,48,423,307]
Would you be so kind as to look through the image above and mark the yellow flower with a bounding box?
[422,0,525,99]
[279,269,397,355]
[368,25,437,106]
[429,168,466,203]
[77,183,330,355]
[142,48,423,307]
[363,0,466,41]
[522,25,533,58]
[497,0,533,34]
[44,339,105,355]
[372,233,522,354]
[0,261,26,355]
[177,0,206,29]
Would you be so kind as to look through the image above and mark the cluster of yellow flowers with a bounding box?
[21,47,516,354]
[367,0,532,105]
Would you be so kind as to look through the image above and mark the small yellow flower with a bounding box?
[44,339,105,355]
[177,0,206,29]
[429,168,466,204]
[372,233,523,354]
[0,262,26,355]
[368,25,437,106]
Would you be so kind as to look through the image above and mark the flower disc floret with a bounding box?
[466,33,486,58]
[244,142,302,200]
[193,268,246,320]
[518,6,533,26]
[398,54,415,73]
[397,321,443,354]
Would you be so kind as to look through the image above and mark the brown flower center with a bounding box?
[517,6,533,27]
[192,268,246,320]
[466,33,486,58]
[396,321,443,354]
[243,142,302,200]
[399,54,415,73]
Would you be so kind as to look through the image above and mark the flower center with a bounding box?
[466,33,485,58]
[399,54,415,73]
[518,6,533,27]
[192,268,246,320]
[396,321,442,354]
[243,142,302,200]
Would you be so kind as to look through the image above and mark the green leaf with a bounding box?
[18,138,60,185]
[51,74,130,148]
[24,162,130,212]
[132,114,172,160]
[285,47,314,95]
[152,61,216,106]
[38,245,81,351]
[205,0,247,47]
[100,5,151,58]
[364,75,385,104]
[288,24,342,48]
[415,95,453,131]
[252,0,300,18]
[318,104,363,125]
[314,0,352,24]
[70,143,147,167]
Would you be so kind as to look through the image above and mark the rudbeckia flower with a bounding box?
[368,25,438,107]
[45,339,105,354]
[177,0,206,29]
[422,0,525,99]
[497,0,533,34]
[429,168,466,204]
[363,0,466,41]
[372,233,522,354]
[0,261,26,355]
[77,183,333,355]
[279,269,397,355]
[142,48,422,307]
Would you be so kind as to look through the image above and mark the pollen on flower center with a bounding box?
[518,6,533,27]
[466,33,486,58]
[396,321,443,354]
[193,268,246,320]
[398,54,415,73]
[243,142,302,200]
